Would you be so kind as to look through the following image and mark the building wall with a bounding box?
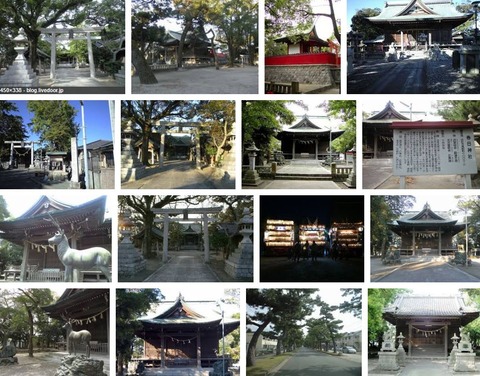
[265,65,335,86]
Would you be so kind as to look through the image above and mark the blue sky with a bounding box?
[11,100,113,144]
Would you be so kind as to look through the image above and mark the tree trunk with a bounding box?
[116,353,124,375]
[247,320,270,367]
[141,129,151,166]
[275,337,282,355]
[143,211,155,258]
[27,308,34,357]
[177,20,193,69]
[328,0,341,44]
[132,44,158,84]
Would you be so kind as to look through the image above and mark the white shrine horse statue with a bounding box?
[63,320,91,357]
[46,213,111,282]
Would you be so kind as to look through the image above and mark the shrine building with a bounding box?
[383,294,479,357]
[276,115,344,160]
[43,289,110,355]
[0,195,111,282]
[134,293,239,368]
[367,0,472,49]
[389,202,465,257]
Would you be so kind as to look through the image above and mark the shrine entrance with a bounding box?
[409,322,447,357]
[153,207,222,262]
[4,140,40,169]
[39,25,102,80]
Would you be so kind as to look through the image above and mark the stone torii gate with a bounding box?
[5,140,40,168]
[153,207,223,262]
[154,121,204,169]
[39,25,102,79]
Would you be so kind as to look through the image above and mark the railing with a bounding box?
[266,52,340,66]
[332,165,353,177]
[27,269,64,282]
[265,81,300,94]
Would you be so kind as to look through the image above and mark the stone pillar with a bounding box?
[412,230,416,256]
[87,32,96,78]
[196,328,202,368]
[401,31,404,54]
[9,143,14,168]
[70,137,80,188]
[315,139,318,160]
[159,126,165,167]
[20,240,29,281]
[50,32,56,79]
[292,139,296,159]
[163,216,169,262]
[203,214,210,262]
[30,142,34,166]
[196,129,201,169]
[161,330,166,368]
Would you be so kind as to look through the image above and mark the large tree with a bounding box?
[242,100,296,163]
[323,100,356,155]
[197,101,235,166]
[0,101,28,161]
[350,8,383,41]
[436,100,480,122]
[121,100,197,166]
[119,195,206,258]
[27,101,79,151]
[1,0,90,71]
[246,288,317,366]
[116,289,163,374]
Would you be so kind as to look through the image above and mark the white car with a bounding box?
[342,346,357,354]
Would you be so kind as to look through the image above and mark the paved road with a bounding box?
[348,57,428,94]
[373,259,480,282]
[122,160,222,189]
[273,348,361,376]
[144,251,219,282]
[0,169,70,189]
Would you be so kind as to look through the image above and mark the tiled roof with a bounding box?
[384,295,479,317]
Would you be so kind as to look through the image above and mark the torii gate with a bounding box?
[153,206,223,262]
[5,140,40,168]
[39,25,103,79]
[154,121,204,169]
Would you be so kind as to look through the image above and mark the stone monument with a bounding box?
[118,210,146,277]
[0,29,39,87]
[121,120,146,183]
[454,327,476,372]
[376,327,400,371]
[225,208,253,280]
[55,355,107,376]
[209,359,232,376]
[385,43,398,62]
[0,339,17,366]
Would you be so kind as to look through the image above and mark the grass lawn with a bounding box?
[246,353,292,376]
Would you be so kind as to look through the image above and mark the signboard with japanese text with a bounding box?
[393,124,477,176]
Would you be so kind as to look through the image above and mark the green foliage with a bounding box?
[323,100,356,153]
[27,101,79,151]
[436,101,480,121]
[116,289,163,373]
[242,100,296,159]
[368,289,409,344]
[0,101,27,160]
[338,288,362,318]
[69,40,88,63]
[168,222,184,251]
[350,8,383,41]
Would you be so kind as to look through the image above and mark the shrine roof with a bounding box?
[278,115,343,135]
[275,23,329,46]
[0,196,108,245]
[368,0,471,25]
[79,139,113,151]
[365,101,410,123]
[383,295,479,324]
[43,288,109,321]
[139,294,239,329]
[392,202,460,227]
[162,29,210,47]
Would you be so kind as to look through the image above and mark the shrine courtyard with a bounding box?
[0,168,70,189]
[348,51,480,94]
[6,352,110,376]
[132,65,258,94]
[121,160,234,189]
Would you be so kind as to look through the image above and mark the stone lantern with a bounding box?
[118,209,146,277]
[121,120,146,183]
[449,333,459,366]
[242,143,261,186]
[224,207,254,280]
[396,332,406,366]
[0,28,39,87]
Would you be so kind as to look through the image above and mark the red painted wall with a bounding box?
[265,53,340,66]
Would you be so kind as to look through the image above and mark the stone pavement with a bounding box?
[132,65,258,94]
[143,251,220,282]
[368,358,466,376]
[371,256,480,282]
[121,160,234,189]
[246,179,344,189]
[0,168,71,189]
[363,159,473,189]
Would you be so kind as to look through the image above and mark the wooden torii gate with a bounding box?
[5,140,40,168]
[154,120,205,169]
[39,25,102,79]
[153,207,223,262]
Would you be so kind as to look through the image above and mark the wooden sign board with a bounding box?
[392,122,477,176]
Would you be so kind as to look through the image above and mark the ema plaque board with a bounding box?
[393,126,477,176]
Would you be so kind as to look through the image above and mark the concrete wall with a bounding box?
[265,65,335,86]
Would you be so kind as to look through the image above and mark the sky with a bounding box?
[11,100,113,145]
[394,194,476,219]
[260,195,364,227]
[362,99,443,121]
